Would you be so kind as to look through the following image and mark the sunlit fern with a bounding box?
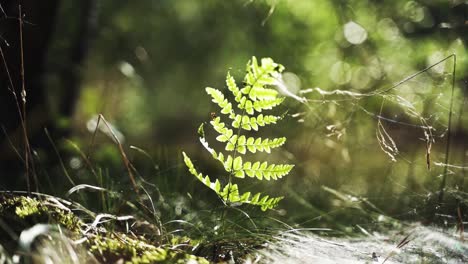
[183,57,294,211]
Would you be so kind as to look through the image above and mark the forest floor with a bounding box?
[1,192,467,264]
[258,225,468,263]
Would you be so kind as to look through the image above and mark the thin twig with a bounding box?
[94,114,139,195]
[18,4,38,192]
[438,54,457,203]
[19,4,31,192]
[457,205,464,241]
[382,231,413,264]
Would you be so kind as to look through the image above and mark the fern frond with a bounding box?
[236,136,286,154]
[242,160,294,180]
[210,116,285,153]
[210,117,234,143]
[183,152,282,211]
[252,97,284,112]
[183,152,222,193]
[210,117,242,153]
[205,87,234,116]
[220,183,284,211]
[231,114,279,131]
[237,95,284,115]
[245,57,283,88]
[183,56,292,211]
[249,193,283,211]
[212,152,293,180]
[226,72,241,101]
[232,57,285,115]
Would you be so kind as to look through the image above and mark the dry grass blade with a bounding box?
[375,97,399,163]
[66,184,108,197]
[423,128,433,171]
[438,54,457,203]
[457,205,464,241]
[84,213,134,234]
[1,126,24,163]
[376,119,399,162]
[18,4,38,193]
[382,231,413,264]
[90,114,140,195]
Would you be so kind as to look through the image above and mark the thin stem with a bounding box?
[96,114,140,195]
[18,4,38,192]
[438,54,457,203]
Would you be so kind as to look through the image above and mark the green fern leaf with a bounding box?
[197,123,205,138]
[214,179,221,193]
[253,98,284,112]
[226,142,235,151]
[250,193,261,204]
[233,57,285,115]
[249,87,278,101]
[240,192,251,202]
[231,114,279,131]
[221,183,240,202]
[226,72,241,100]
[223,155,233,171]
[237,95,284,114]
[213,151,294,180]
[183,152,216,191]
[233,156,243,171]
[206,88,234,115]
[211,117,233,143]
[183,56,293,211]
[237,136,286,154]
[219,183,283,211]
[242,161,294,180]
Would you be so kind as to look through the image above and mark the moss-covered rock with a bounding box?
[0,193,209,263]
[0,194,83,235]
[90,233,208,264]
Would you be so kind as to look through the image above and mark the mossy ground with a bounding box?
[0,193,209,263]
[0,194,82,234]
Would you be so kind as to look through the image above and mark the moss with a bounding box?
[0,194,82,237]
[15,196,42,217]
[0,194,209,263]
[89,233,208,264]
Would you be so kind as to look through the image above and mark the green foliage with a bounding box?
[183,57,294,211]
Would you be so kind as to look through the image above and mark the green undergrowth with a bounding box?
[0,193,209,263]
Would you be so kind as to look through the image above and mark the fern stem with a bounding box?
[222,60,271,232]
[224,59,272,200]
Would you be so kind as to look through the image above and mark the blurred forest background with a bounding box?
[0,0,467,229]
